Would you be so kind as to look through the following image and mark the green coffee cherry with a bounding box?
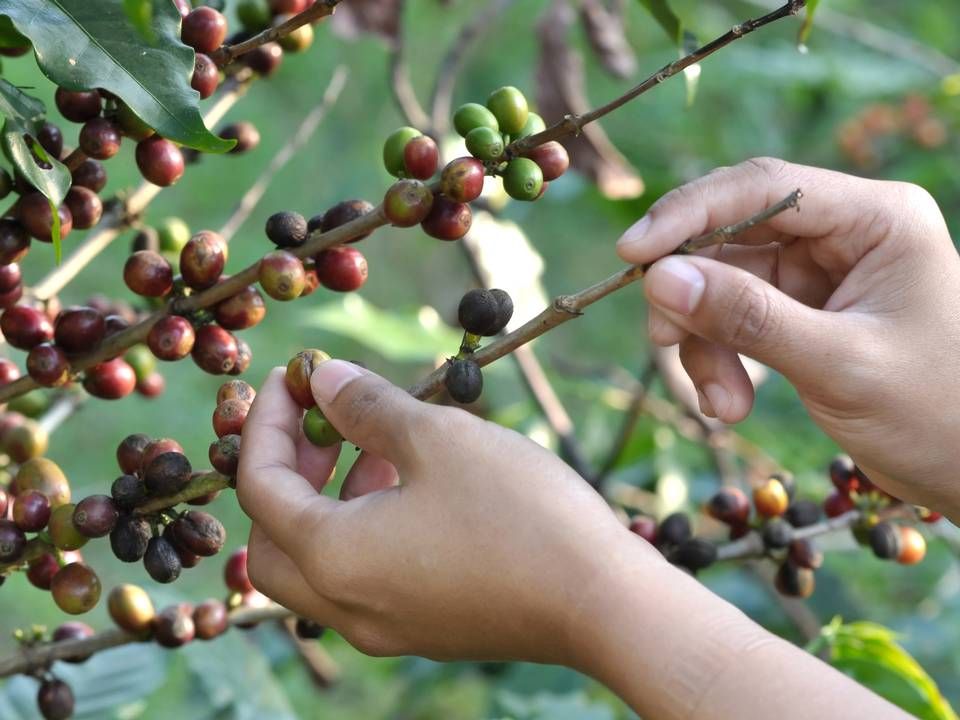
[503,158,543,201]
[453,103,499,137]
[383,127,422,177]
[157,217,190,254]
[517,112,546,139]
[303,407,343,447]
[486,86,529,136]
[237,0,272,31]
[465,126,504,162]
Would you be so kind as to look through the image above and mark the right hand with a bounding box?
[615,157,960,518]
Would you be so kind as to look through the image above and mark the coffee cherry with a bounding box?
[144,451,192,496]
[125,344,157,384]
[270,0,308,13]
[303,406,342,447]
[83,358,137,399]
[784,499,822,528]
[55,88,102,123]
[453,103,499,137]
[823,490,856,518]
[288,618,323,640]
[171,510,226,556]
[897,526,926,565]
[753,478,789,518]
[517,111,546,139]
[116,434,150,474]
[26,343,70,387]
[162,521,201,567]
[762,518,794,550]
[465,126,504,162]
[486,86,529,135]
[136,136,185,186]
[457,288,512,336]
[0,358,20,387]
[13,490,51,531]
[868,521,902,560]
[14,457,70,507]
[38,122,64,158]
[49,504,87,551]
[78,117,122,159]
[64,186,103,230]
[52,562,101,614]
[628,515,657,544]
[189,599,228,640]
[384,179,434,228]
[672,537,717,572]
[238,0,272,31]
[180,230,227,290]
[224,545,254,593]
[230,339,252,375]
[320,199,375,242]
[829,454,857,494]
[706,487,750,525]
[124,250,173,297]
[209,434,241,476]
[143,535,182,583]
[258,250,306,300]
[526,141,570,181]
[503,158,543,201]
[275,15,314,52]
[192,324,239,374]
[108,583,155,633]
[156,217,190,255]
[244,42,283,76]
[3,417,49,464]
[55,306,106,354]
[110,514,152,562]
[71,158,107,192]
[114,101,155,140]
[212,399,250,438]
[0,219,30,263]
[655,513,691,548]
[147,315,196,360]
[111,474,146,510]
[217,379,256,406]
[919,508,943,524]
[316,246,368,292]
[489,289,514,333]
[52,622,95,663]
[771,472,797,500]
[383,127,422,177]
[285,349,330,409]
[182,7,228,53]
[440,157,485,203]
[444,358,483,404]
[265,210,308,248]
[421,195,472,240]
[27,553,61,590]
[402,135,439,180]
[37,678,74,720]
[220,121,261,154]
[191,53,220,99]
[72,494,118,538]
[0,519,26,562]
[18,193,73,242]
[2,305,54,350]
[214,285,267,330]
[774,561,815,598]
[153,604,195,647]
[788,538,823,570]
[141,438,185,473]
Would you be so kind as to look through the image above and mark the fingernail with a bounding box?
[311,360,364,404]
[646,257,705,315]
[703,383,731,421]
[697,388,716,418]
[616,215,652,252]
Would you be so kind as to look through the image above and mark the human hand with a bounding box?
[617,157,960,517]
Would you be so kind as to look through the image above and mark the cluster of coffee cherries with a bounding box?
[443,288,514,404]
[284,350,342,447]
[209,379,253,476]
[379,86,570,242]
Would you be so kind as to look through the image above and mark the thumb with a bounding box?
[643,255,850,384]
[311,359,429,467]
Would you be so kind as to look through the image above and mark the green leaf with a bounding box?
[0,78,72,260]
[0,16,27,48]
[637,0,681,44]
[0,0,233,153]
[797,0,822,47]
[123,0,156,43]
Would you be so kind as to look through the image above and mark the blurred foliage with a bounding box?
[0,0,959,717]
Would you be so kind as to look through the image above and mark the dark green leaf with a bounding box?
[0,0,233,153]
[798,0,822,47]
[123,0,156,43]
[0,16,27,49]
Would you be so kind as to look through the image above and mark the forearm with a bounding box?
[571,533,909,720]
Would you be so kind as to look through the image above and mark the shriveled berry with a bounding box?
[295,618,325,639]
[27,553,60,590]
[171,511,226,556]
[403,135,439,180]
[303,406,342,447]
[444,358,483,404]
[224,546,254,593]
[117,433,151,475]
[51,562,102,614]
[503,158,543,201]
[265,211,307,247]
[384,179,434,228]
[762,519,794,550]
[14,457,70,506]
[489,289,514,333]
[628,516,657,544]
[37,678,74,720]
[163,522,201,567]
[441,157,485,203]
[526,141,570,181]
[17,193,73,242]
[55,306,106,354]
[453,103,499,137]
[824,490,856,518]
[26,343,70,387]
[209,434,241,475]
[124,250,174,297]
[383,127,422,177]
[753,478,789,518]
[71,158,107,192]
[220,121,261,154]
[785,500,822,528]
[182,7,228,53]
[218,379,256,405]
[243,42,283,75]
[0,219,30,263]
[144,536,182,583]
[284,349,329,409]
[111,474,146,510]
[83,358,137,399]
[788,538,823,570]
[64,186,103,230]
[191,53,220,99]
[153,604,195,647]
[657,513,692,547]
[2,305,54,349]
[145,451,192,496]
[140,438,184,473]
[192,324,239,374]
[213,399,250,438]
[214,285,267,330]
[110,514,152,562]
[457,288,511,336]
[180,230,227,290]
[55,88,102,123]
[672,538,717,572]
[147,315,196,360]
[73,494,118,538]
[135,136,185,186]
[486,86,528,135]
[194,599,229,640]
[13,490,51,532]
[52,622,95,662]
[108,583,155,633]
[259,250,306,300]
[78,117,122,160]
[49,504,88,551]
[775,561,815,598]
[421,195,472,240]
[0,519,26,562]
[465,126,504,162]
[897,526,926,565]
[316,246,368,292]
[38,122,64,158]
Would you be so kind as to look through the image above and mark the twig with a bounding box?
[676,189,802,254]
[209,0,342,66]
[593,359,657,488]
[133,471,231,515]
[504,0,807,158]
[716,510,861,561]
[281,617,341,688]
[388,1,432,132]
[35,392,85,435]
[218,67,348,242]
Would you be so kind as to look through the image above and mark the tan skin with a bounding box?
[237,158,959,719]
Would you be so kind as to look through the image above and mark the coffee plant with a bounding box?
[0,0,954,717]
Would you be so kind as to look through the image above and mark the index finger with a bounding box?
[237,367,339,557]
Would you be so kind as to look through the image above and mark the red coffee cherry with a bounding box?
[212,399,250,438]
[220,121,261,154]
[73,494,119,538]
[525,141,570,181]
[37,678,75,720]
[243,42,283,76]
[27,553,61,590]
[147,315,196,360]
[284,349,329,409]
[403,135,440,180]
[181,7,228,54]
[26,343,70,387]
[209,434,241,476]
[421,195,472,240]
[51,562,102,614]
[124,250,174,297]
[384,179,434,228]
[897,526,926,565]
[192,324,239,375]
[78,117,122,160]
[214,285,266,330]
[54,306,106,354]
[54,88,102,123]
[153,604,195,647]
[17,193,73,243]
[82,358,137,399]
[0,358,20,386]
[823,490,856,518]
[180,230,227,290]
[191,53,220,99]
[628,515,657,544]
[135,136,185,187]
[137,372,166,397]
[1,305,54,350]
[71,159,107,192]
[64,186,103,230]
[0,219,30,265]
[38,122,64,159]
[0,263,21,293]
[316,246,368,292]
[706,487,751,526]
[13,490,51,532]
[140,438,184,475]
[259,250,306,300]
[193,599,229,640]
[440,157,485,203]
[0,283,22,310]
[320,199,375,242]
[116,433,151,475]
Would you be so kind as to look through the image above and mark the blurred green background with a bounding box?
[0,0,959,717]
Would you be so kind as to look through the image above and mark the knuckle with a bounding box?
[340,621,398,658]
[743,156,791,184]
[723,281,777,349]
